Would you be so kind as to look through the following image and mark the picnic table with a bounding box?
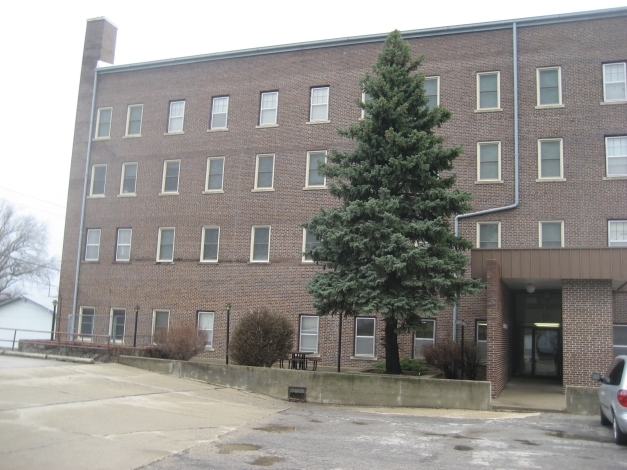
[280,351,318,370]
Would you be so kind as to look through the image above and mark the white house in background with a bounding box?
[0,295,57,349]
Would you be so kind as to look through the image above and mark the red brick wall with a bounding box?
[562,280,613,387]
[614,292,627,324]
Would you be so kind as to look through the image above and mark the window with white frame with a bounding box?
[120,162,137,195]
[615,324,627,357]
[201,226,220,262]
[110,308,126,343]
[306,151,326,188]
[425,77,440,108]
[477,142,501,181]
[90,164,107,196]
[168,100,185,133]
[85,229,101,261]
[250,226,270,262]
[537,67,562,106]
[211,96,229,129]
[116,228,132,262]
[79,306,95,339]
[477,222,500,248]
[95,107,112,138]
[355,317,376,356]
[361,91,373,119]
[539,221,564,248]
[157,228,175,262]
[603,62,627,102]
[198,311,214,348]
[414,319,435,359]
[477,72,500,110]
[477,321,487,365]
[299,315,319,353]
[538,139,563,179]
[302,228,321,262]
[254,154,275,190]
[310,87,329,121]
[162,160,180,194]
[259,92,278,125]
[205,157,224,192]
[126,104,143,136]
[606,136,627,177]
[609,220,627,247]
[152,309,170,343]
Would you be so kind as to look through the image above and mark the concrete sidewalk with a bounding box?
[491,378,566,412]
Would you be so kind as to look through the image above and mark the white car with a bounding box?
[592,355,627,445]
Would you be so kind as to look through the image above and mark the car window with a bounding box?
[608,359,625,386]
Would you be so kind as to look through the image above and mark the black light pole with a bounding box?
[133,305,139,347]
[337,314,343,373]
[225,303,231,365]
[50,300,58,341]
[456,320,467,380]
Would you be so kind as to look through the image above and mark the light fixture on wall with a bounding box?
[526,283,536,293]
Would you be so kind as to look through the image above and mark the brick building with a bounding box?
[59,9,627,398]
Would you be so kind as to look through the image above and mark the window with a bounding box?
[477,321,487,365]
[424,77,440,108]
[536,67,562,106]
[260,92,278,125]
[201,226,220,262]
[609,221,627,247]
[211,96,229,129]
[606,136,627,177]
[477,72,500,110]
[90,164,107,196]
[95,107,112,138]
[477,142,501,181]
[477,222,500,248]
[198,311,214,348]
[78,307,95,339]
[615,324,627,357]
[152,310,170,343]
[539,221,564,248]
[361,92,373,119]
[125,104,143,136]
[205,157,224,192]
[254,154,275,190]
[603,62,627,102]
[110,308,126,343]
[250,226,270,262]
[355,317,375,356]
[538,139,563,179]
[161,160,180,194]
[120,163,138,195]
[168,100,185,133]
[414,319,435,359]
[116,228,132,261]
[299,315,319,353]
[157,228,175,262]
[85,229,101,261]
[309,87,329,121]
[306,151,326,188]
[302,228,321,262]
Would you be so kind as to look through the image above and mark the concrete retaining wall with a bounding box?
[119,356,492,410]
[566,386,599,415]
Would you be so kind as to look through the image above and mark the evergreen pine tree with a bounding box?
[303,30,483,374]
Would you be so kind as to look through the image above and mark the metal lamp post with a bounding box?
[133,305,139,347]
[50,300,58,341]
[456,319,468,380]
[225,303,231,365]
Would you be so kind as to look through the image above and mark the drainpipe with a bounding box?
[452,22,520,340]
[71,70,99,329]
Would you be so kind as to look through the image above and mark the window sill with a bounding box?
[117,193,136,197]
[249,260,270,264]
[204,347,215,351]
[350,355,378,362]
[83,260,100,263]
[475,180,503,184]
[251,188,275,192]
[199,260,218,264]
[536,178,566,182]
[600,100,627,106]
[306,120,330,125]
[302,186,327,191]
[202,190,224,194]
[164,131,185,135]
[87,194,105,198]
[603,176,627,180]
[92,136,110,141]
[159,192,180,196]
[474,108,502,113]
[115,260,131,263]
[256,124,278,128]
[301,260,314,264]
[535,104,564,109]
[207,128,228,132]
[123,134,142,139]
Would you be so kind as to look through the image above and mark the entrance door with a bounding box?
[518,326,561,378]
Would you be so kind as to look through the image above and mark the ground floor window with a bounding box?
[299,315,319,353]
[615,324,627,357]
[152,310,170,343]
[355,317,376,356]
[110,308,125,342]
[414,319,435,359]
[78,307,95,340]
[198,311,214,348]
[477,321,487,365]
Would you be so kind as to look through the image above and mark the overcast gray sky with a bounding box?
[0,0,625,296]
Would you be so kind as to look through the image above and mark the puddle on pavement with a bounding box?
[546,430,611,443]
[454,445,473,451]
[218,443,262,454]
[252,424,296,433]
[310,419,322,423]
[352,421,368,425]
[249,456,286,466]
[424,432,476,440]
[515,439,539,446]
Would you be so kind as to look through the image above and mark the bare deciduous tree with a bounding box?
[0,200,58,300]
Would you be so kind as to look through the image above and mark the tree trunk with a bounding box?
[384,317,402,374]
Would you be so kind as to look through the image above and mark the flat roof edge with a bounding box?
[96,7,627,75]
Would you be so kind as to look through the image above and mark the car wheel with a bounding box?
[614,413,627,445]
[601,406,611,426]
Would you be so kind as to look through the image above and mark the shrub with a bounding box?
[373,358,428,373]
[422,339,460,379]
[144,324,207,361]
[462,341,480,380]
[229,309,294,367]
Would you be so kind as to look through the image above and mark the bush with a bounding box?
[422,339,460,379]
[462,341,480,380]
[144,324,208,361]
[229,309,294,367]
[373,358,429,373]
